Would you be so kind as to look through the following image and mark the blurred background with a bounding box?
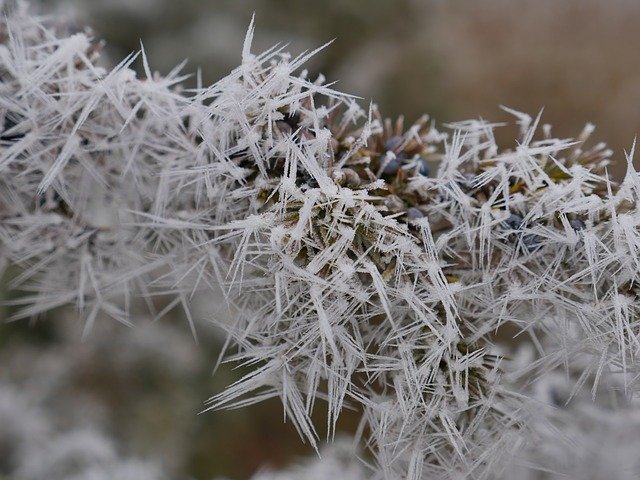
[3,0,640,479]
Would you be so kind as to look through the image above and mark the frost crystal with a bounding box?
[2,2,640,479]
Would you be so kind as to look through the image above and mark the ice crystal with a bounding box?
[1,2,640,479]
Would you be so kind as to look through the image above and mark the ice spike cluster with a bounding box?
[1,2,640,479]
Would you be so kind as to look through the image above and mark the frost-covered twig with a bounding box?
[2,2,640,479]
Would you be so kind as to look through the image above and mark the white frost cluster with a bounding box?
[245,439,371,480]
[2,2,640,479]
[0,314,206,479]
[0,384,164,480]
[0,0,191,332]
[500,361,640,480]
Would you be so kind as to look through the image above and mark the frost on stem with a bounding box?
[159,24,639,479]
[2,2,640,479]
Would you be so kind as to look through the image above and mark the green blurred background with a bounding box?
[3,1,640,479]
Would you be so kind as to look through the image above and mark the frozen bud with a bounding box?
[382,159,400,175]
[384,136,404,152]
[417,157,430,176]
[522,233,542,252]
[569,218,586,231]
[384,194,405,213]
[503,214,524,230]
[406,207,424,220]
[331,169,347,186]
[332,168,360,188]
[342,168,361,188]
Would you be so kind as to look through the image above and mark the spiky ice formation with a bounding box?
[0,0,194,330]
[2,2,640,479]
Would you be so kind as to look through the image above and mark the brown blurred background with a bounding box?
[4,1,640,479]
